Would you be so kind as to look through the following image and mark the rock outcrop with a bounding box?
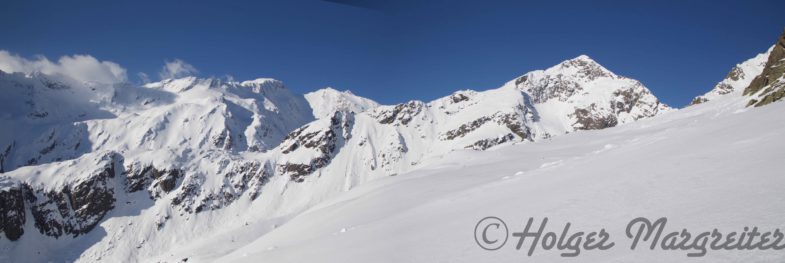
[745,29,785,107]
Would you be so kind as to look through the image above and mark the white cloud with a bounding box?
[137,72,151,84]
[0,50,127,84]
[160,59,198,79]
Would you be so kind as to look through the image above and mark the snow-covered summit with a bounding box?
[304,87,379,119]
[239,78,287,91]
[505,55,670,131]
[543,54,619,80]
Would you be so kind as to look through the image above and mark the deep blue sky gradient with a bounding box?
[2,0,784,106]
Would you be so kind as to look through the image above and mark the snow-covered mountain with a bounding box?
[9,44,785,262]
[304,87,379,119]
[276,55,670,185]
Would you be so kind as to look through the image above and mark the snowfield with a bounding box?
[163,96,785,262]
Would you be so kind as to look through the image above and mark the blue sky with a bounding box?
[1,0,784,107]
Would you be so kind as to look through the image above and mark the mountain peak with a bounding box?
[545,54,616,80]
[305,87,379,119]
[571,54,594,62]
[313,87,349,95]
[557,54,601,68]
[240,78,284,88]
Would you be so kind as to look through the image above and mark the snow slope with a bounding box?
[212,96,785,263]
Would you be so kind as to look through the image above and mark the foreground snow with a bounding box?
[191,101,784,262]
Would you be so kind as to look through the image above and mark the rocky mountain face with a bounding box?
[0,152,119,241]
[691,47,771,105]
[744,29,785,107]
[0,55,671,261]
[511,55,669,131]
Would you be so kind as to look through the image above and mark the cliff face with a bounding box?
[0,178,25,240]
[0,152,119,240]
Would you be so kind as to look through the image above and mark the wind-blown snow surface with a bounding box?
[210,97,785,263]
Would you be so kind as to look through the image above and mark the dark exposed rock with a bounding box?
[233,161,272,201]
[181,160,272,213]
[726,66,744,82]
[524,76,583,104]
[278,111,354,182]
[126,164,154,192]
[750,88,785,107]
[571,103,618,130]
[465,133,516,150]
[515,75,528,85]
[373,101,425,125]
[690,97,708,105]
[280,163,316,183]
[495,111,532,140]
[561,56,614,81]
[611,88,644,114]
[441,104,534,142]
[171,182,200,211]
[155,169,182,194]
[27,152,121,238]
[212,128,233,150]
[125,163,184,199]
[441,116,492,140]
[516,57,615,104]
[450,93,470,103]
[0,177,26,240]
